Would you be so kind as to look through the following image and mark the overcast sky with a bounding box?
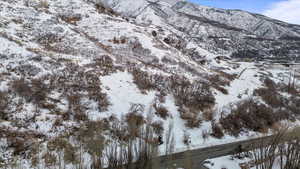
[189,0,300,25]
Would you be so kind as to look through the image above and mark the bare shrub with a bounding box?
[47,137,78,166]
[211,121,224,139]
[161,56,177,65]
[179,107,202,128]
[89,55,116,75]
[76,120,106,168]
[165,122,175,155]
[27,143,42,168]
[131,68,157,92]
[254,78,299,120]
[43,152,56,167]
[216,86,229,94]
[10,77,49,107]
[1,128,45,158]
[254,87,283,108]
[130,68,215,111]
[10,78,32,101]
[104,117,158,169]
[207,74,230,94]
[66,92,88,121]
[254,78,285,108]
[203,108,215,121]
[155,91,166,103]
[288,96,300,116]
[185,117,202,128]
[246,128,300,169]
[74,110,88,122]
[217,70,237,81]
[126,111,145,128]
[112,37,127,44]
[95,2,116,15]
[220,99,277,136]
[151,121,164,136]
[169,76,215,128]
[0,91,9,120]
[130,68,215,127]
[264,78,277,89]
[169,75,215,111]
[125,104,146,139]
[49,64,110,112]
[59,14,82,25]
[278,139,300,169]
[30,78,49,106]
[37,32,62,50]
[154,104,169,120]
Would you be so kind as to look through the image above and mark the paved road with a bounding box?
[155,127,300,169]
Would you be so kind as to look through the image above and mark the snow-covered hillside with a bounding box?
[0,0,299,168]
[95,0,300,59]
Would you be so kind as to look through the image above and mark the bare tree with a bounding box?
[249,128,300,169]
[165,122,175,155]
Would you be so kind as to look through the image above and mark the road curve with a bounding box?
[155,127,300,169]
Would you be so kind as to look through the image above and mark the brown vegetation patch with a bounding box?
[95,2,116,15]
[130,68,158,92]
[86,55,117,76]
[219,98,292,137]
[130,68,216,128]
[0,127,45,156]
[179,107,202,128]
[203,108,215,121]
[211,121,224,138]
[59,14,82,25]
[0,91,9,120]
[10,78,49,106]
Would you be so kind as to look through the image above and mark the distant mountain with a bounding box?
[94,0,300,60]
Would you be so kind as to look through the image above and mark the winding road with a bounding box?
[154,127,300,169]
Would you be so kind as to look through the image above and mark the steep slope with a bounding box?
[0,0,299,168]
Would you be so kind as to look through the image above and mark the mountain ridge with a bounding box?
[94,0,300,59]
